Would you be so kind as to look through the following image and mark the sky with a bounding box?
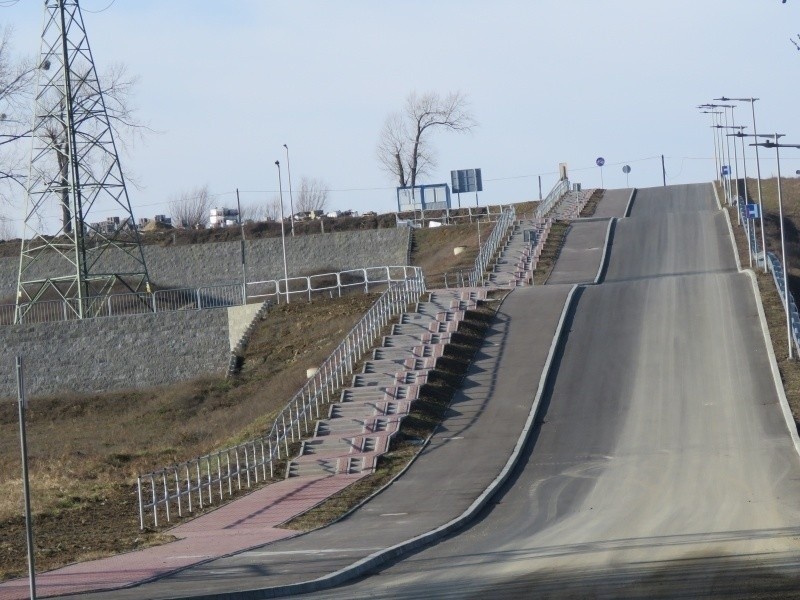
[1,0,800,231]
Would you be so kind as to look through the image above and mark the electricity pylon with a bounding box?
[16,0,150,321]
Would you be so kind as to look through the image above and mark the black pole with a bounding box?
[661,155,667,187]
[236,189,247,304]
[538,175,542,200]
[16,356,36,600]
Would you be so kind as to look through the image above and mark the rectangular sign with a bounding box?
[746,203,761,219]
[450,168,483,194]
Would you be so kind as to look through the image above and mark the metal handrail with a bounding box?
[535,178,571,218]
[467,206,516,287]
[136,270,426,528]
[1,266,423,326]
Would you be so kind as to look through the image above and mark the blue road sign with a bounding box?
[746,203,761,219]
[721,165,730,176]
[596,157,605,167]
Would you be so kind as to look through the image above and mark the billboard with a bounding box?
[450,168,483,194]
[396,184,452,212]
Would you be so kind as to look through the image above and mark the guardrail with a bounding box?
[467,206,516,287]
[246,265,422,304]
[534,178,571,219]
[395,204,514,228]
[1,266,423,325]
[2,283,245,326]
[136,270,426,528]
[766,252,800,355]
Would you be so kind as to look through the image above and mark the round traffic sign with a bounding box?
[622,165,631,174]
[596,157,605,167]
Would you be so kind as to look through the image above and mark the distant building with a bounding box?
[210,207,239,227]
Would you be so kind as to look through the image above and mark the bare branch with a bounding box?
[376,90,476,192]
[295,176,329,213]
[169,184,213,228]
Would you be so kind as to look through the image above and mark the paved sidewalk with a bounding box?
[0,474,365,600]
[61,285,573,599]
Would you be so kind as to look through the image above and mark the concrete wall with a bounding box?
[0,228,409,397]
[0,228,411,298]
[0,308,229,399]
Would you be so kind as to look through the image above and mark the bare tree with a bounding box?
[377,91,476,191]
[0,26,34,199]
[169,185,212,228]
[264,195,284,221]
[295,176,329,213]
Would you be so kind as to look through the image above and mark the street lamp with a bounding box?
[700,108,723,182]
[701,103,736,202]
[717,97,767,272]
[274,160,291,303]
[283,144,295,237]
[751,134,794,359]
[729,131,769,271]
[726,129,755,266]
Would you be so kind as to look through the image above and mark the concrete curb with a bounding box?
[593,218,616,285]
[719,178,800,458]
[721,197,742,272]
[712,180,723,211]
[744,270,800,460]
[623,188,637,218]
[214,285,583,600]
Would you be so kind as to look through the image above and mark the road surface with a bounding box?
[308,183,800,599]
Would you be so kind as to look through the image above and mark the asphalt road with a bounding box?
[305,183,800,599]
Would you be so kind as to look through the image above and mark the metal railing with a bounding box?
[395,204,514,228]
[766,252,800,354]
[1,266,424,326]
[535,178,571,219]
[136,270,426,528]
[467,206,516,287]
[2,283,245,326]
[246,265,422,304]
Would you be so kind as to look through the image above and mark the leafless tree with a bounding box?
[295,176,329,213]
[169,185,212,228]
[377,91,476,191]
[0,26,34,199]
[265,195,285,221]
[0,214,16,240]
[0,26,151,231]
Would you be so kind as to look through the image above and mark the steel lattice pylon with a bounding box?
[16,0,150,321]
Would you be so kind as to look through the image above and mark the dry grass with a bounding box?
[579,189,604,218]
[532,222,570,285]
[0,222,499,581]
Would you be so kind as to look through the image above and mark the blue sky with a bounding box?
[2,0,800,227]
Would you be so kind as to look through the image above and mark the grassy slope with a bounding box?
[0,209,537,580]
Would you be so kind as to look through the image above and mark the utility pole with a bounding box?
[16,357,36,600]
[16,0,150,322]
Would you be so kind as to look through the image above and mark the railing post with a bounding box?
[137,476,144,530]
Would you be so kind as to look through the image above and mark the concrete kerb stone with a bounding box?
[593,218,617,285]
[744,269,800,460]
[623,188,637,218]
[239,285,581,600]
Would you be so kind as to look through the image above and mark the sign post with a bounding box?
[596,157,605,188]
[622,164,631,187]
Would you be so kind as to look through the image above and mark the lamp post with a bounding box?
[701,103,735,202]
[283,144,295,237]
[714,123,743,220]
[274,160,291,303]
[726,129,753,265]
[700,109,723,182]
[730,131,770,270]
[718,97,767,273]
[751,134,794,359]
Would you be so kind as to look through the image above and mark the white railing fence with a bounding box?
[246,265,422,304]
[535,178,571,219]
[467,206,516,287]
[2,266,423,326]
[137,270,426,529]
[766,252,800,355]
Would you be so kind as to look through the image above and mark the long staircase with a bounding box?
[286,288,487,478]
